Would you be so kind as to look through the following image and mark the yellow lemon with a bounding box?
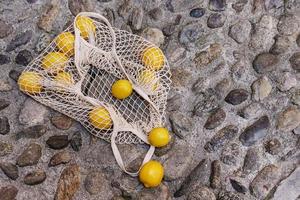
[148,127,170,147]
[54,71,74,85]
[75,16,96,39]
[55,32,75,57]
[111,80,133,100]
[89,107,112,129]
[18,71,43,94]
[142,47,165,70]
[41,52,68,72]
[139,160,164,188]
[138,70,159,91]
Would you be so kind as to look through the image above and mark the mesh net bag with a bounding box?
[18,12,171,176]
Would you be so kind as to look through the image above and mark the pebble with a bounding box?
[218,191,244,200]
[118,0,133,19]
[148,8,163,21]
[220,143,239,165]
[46,135,69,150]
[251,76,272,101]
[210,160,221,189]
[243,148,261,173]
[277,106,300,132]
[214,78,232,98]
[171,69,191,87]
[169,111,193,139]
[179,22,204,46]
[17,143,42,167]
[70,131,82,152]
[265,138,281,155]
[249,164,280,199]
[230,179,247,194]
[0,80,12,91]
[277,14,299,36]
[0,185,18,200]
[38,0,60,32]
[292,89,300,105]
[225,89,248,105]
[15,49,33,66]
[270,35,293,55]
[204,108,226,130]
[84,171,107,195]
[162,24,176,37]
[232,0,248,12]
[128,7,144,31]
[276,72,297,91]
[24,169,46,185]
[240,102,263,119]
[49,151,71,167]
[19,98,49,126]
[0,141,13,157]
[289,52,300,72]
[135,184,170,200]
[35,33,51,53]
[0,162,19,180]
[193,89,220,115]
[9,69,22,82]
[205,125,238,152]
[253,53,278,74]
[189,8,205,18]
[207,13,226,29]
[187,186,216,200]
[239,116,270,146]
[194,43,222,67]
[0,54,10,65]
[51,114,73,130]
[54,164,80,200]
[0,117,10,135]
[228,20,251,44]
[0,20,13,38]
[15,124,47,140]
[0,99,10,111]
[68,0,93,16]
[141,28,164,47]
[174,159,210,197]
[209,0,226,11]
[6,30,32,52]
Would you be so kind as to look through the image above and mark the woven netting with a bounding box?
[19,12,171,146]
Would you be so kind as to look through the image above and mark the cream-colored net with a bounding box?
[18,12,171,176]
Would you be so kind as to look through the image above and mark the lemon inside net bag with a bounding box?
[18,12,171,176]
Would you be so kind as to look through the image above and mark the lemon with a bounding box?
[148,127,170,147]
[41,52,68,72]
[18,71,43,94]
[142,47,165,70]
[111,80,133,100]
[89,107,112,129]
[75,16,96,39]
[54,71,74,85]
[55,32,75,57]
[138,70,159,91]
[139,160,164,188]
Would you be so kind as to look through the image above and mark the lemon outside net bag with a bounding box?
[18,12,172,176]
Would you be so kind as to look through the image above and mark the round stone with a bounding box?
[207,13,226,29]
[189,8,205,18]
[289,52,300,72]
[15,50,33,66]
[141,28,164,47]
[24,170,46,185]
[253,53,278,74]
[277,14,299,36]
[225,89,249,105]
[0,54,10,65]
[16,143,42,167]
[84,171,106,195]
[46,135,69,150]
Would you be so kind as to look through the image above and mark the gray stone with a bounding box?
[46,135,69,150]
[0,80,12,91]
[277,14,299,36]
[51,114,73,130]
[218,191,244,200]
[19,98,49,126]
[35,33,51,53]
[270,35,293,55]
[289,52,300,72]
[194,43,222,67]
[229,20,251,44]
[240,102,263,119]
[230,179,247,194]
[141,28,164,47]
[243,148,261,173]
[16,143,42,167]
[0,20,13,38]
[0,162,19,180]
[0,117,10,135]
[162,24,176,37]
[0,141,13,157]
[232,0,248,12]
[189,8,205,18]
[193,89,220,115]
[214,78,232,98]
[0,54,10,65]
[70,131,82,152]
[179,22,204,46]
[276,72,297,91]
[135,184,170,200]
[0,185,18,200]
[148,8,163,21]
[9,69,22,82]
[205,125,238,152]
[104,8,115,25]
[273,167,300,200]
[118,0,133,19]
[6,30,32,52]
[38,0,61,32]
[292,89,300,105]
[251,76,272,101]
[84,171,107,195]
[253,53,278,74]
[209,0,226,11]
[265,0,284,10]
[220,143,240,165]
[225,89,248,105]
[15,49,33,66]
[204,108,226,129]
[49,151,71,167]
[210,160,221,189]
[187,186,216,200]
[68,0,92,16]
[249,164,280,199]
[16,125,47,140]
[265,138,281,155]
[174,159,211,197]
[24,169,46,185]
[128,7,144,31]
[0,99,10,111]
[277,106,300,132]
[207,13,226,29]
[169,111,193,139]
[239,116,270,146]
